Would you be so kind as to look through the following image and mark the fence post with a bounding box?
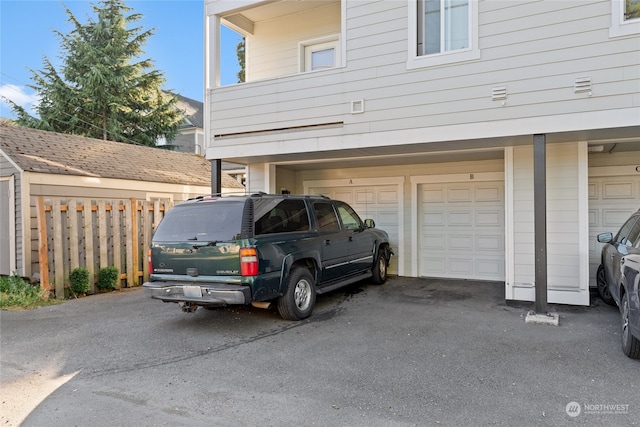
[36,197,51,295]
[52,199,65,299]
[83,200,95,294]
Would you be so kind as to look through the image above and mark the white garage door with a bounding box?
[588,175,640,286]
[308,185,399,274]
[419,181,504,280]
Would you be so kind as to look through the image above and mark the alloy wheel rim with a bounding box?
[294,279,311,310]
[622,296,630,345]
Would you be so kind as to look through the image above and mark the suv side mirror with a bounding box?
[597,232,613,243]
[364,219,375,229]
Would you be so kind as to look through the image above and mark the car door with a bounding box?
[313,201,351,284]
[602,214,640,303]
[334,201,374,274]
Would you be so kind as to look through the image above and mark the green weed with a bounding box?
[0,275,57,310]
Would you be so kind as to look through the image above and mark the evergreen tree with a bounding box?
[236,38,245,83]
[7,0,182,146]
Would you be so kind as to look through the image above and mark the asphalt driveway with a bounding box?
[1,277,638,426]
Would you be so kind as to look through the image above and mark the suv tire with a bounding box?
[621,292,640,359]
[277,267,316,320]
[596,264,615,306]
[371,249,388,285]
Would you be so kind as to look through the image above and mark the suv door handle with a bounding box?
[324,239,331,245]
[349,236,353,242]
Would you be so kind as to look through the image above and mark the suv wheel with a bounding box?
[277,267,316,320]
[596,265,615,306]
[371,249,388,285]
[621,293,640,359]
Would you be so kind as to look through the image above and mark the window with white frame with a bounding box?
[408,0,479,69]
[300,36,340,72]
[417,0,469,55]
[610,0,640,37]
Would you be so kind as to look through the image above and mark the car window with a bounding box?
[625,218,640,248]
[314,202,340,232]
[153,201,245,241]
[335,202,363,231]
[616,216,640,247]
[254,199,310,235]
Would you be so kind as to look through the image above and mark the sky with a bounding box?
[0,0,243,119]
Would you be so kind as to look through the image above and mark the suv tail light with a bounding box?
[240,247,258,276]
[148,248,153,274]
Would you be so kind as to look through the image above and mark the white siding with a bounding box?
[246,2,341,81]
[509,142,590,305]
[209,0,638,152]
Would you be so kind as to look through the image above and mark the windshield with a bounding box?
[153,201,245,242]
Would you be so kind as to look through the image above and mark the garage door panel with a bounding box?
[420,181,505,281]
[422,188,445,203]
[476,211,501,226]
[449,211,472,226]
[449,235,473,250]
[378,189,398,203]
[448,187,472,202]
[603,209,636,227]
[476,186,502,202]
[449,260,473,275]
[477,259,503,276]
[603,182,634,199]
[424,212,445,226]
[422,234,445,250]
[424,257,446,274]
[477,235,502,251]
[354,190,374,204]
[588,183,597,199]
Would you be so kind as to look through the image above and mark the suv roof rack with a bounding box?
[186,192,331,201]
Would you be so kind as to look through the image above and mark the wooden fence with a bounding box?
[35,197,173,298]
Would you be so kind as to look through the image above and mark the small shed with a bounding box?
[0,123,244,282]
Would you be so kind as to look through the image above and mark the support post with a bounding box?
[211,159,222,195]
[533,134,548,313]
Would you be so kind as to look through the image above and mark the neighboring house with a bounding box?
[169,93,247,185]
[0,123,245,278]
[204,0,640,306]
[170,93,205,154]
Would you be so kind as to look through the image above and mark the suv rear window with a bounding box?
[153,201,246,242]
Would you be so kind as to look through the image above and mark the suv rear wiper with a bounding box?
[193,241,218,249]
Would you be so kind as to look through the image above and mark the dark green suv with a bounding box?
[143,193,393,320]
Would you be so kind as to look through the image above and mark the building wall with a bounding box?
[246,1,341,81]
[210,0,638,153]
[0,156,21,276]
[508,142,589,305]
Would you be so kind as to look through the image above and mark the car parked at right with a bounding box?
[596,208,640,359]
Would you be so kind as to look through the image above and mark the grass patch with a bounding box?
[0,275,59,310]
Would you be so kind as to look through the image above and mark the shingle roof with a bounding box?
[0,123,244,189]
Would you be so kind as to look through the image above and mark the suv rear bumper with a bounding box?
[143,282,252,306]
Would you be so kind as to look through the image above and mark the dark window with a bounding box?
[254,199,310,235]
[314,202,340,232]
[153,201,245,242]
